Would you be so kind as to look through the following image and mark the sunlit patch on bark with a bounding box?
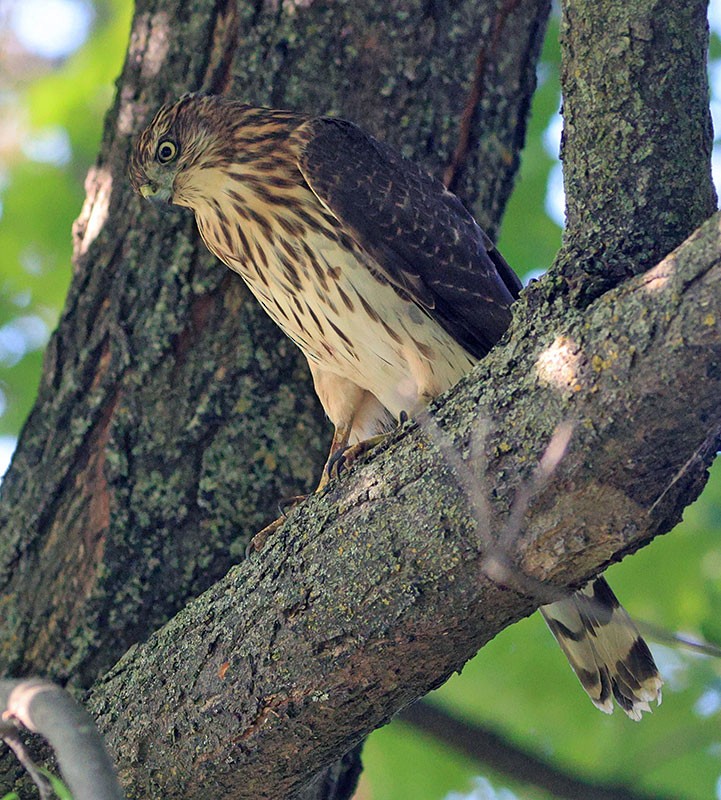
[641,254,675,293]
[75,166,113,255]
[535,335,583,392]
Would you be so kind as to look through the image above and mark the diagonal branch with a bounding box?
[87,212,721,800]
[398,700,682,800]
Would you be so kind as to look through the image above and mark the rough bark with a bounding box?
[557,0,715,298]
[87,211,721,799]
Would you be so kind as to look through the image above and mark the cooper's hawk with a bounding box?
[130,92,662,719]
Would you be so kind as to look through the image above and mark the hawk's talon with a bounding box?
[326,446,348,480]
[324,433,388,482]
[247,494,309,556]
[278,493,308,516]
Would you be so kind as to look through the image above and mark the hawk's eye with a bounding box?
[156,140,178,164]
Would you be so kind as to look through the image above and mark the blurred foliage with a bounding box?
[40,768,74,800]
[0,0,132,438]
[496,13,563,278]
[0,770,73,800]
[1,3,721,800]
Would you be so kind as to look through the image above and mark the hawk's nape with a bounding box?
[130,92,663,719]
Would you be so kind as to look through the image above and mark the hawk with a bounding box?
[130,92,663,719]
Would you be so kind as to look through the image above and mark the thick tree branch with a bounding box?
[87,213,721,799]
[0,0,548,691]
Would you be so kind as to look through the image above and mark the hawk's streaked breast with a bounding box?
[132,97,485,417]
[191,148,478,418]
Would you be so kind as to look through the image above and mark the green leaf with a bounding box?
[39,768,74,800]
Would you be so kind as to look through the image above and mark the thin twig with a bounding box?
[418,410,573,603]
[637,623,721,660]
[497,420,574,555]
[416,410,493,542]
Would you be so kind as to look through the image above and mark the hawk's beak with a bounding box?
[139,181,173,205]
[139,183,158,199]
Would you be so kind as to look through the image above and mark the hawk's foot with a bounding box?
[248,494,308,554]
[322,410,410,484]
[325,432,389,482]
[278,493,308,516]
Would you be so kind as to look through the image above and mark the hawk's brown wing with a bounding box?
[298,117,522,359]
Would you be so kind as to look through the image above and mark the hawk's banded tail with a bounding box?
[541,577,663,720]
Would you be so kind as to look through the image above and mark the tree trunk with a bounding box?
[0,0,552,797]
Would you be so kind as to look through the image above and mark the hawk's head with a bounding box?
[129,93,239,208]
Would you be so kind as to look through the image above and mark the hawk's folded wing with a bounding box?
[298,117,522,359]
